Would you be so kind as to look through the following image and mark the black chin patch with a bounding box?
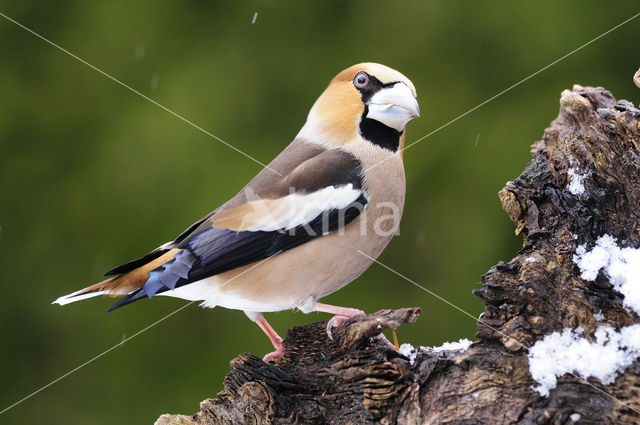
[359,106,402,152]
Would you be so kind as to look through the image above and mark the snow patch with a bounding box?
[429,338,473,352]
[567,168,585,195]
[524,256,537,263]
[570,413,581,422]
[398,343,418,365]
[398,339,474,365]
[593,310,604,321]
[573,234,640,315]
[528,325,640,396]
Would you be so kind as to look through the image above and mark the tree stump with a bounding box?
[156,85,640,424]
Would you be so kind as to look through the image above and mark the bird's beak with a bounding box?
[366,82,420,132]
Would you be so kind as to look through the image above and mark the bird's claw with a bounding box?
[326,315,347,341]
[377,333,397,349]
[326,309,365,340]
[263,346,285,363]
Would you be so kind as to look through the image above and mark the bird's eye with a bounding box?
[353,72,369,89]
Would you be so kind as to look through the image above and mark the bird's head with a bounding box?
[297,63,419,152]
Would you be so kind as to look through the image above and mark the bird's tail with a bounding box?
[52,249,181,308]
[52,276,136,306]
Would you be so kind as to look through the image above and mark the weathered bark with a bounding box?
[156,85,640,424]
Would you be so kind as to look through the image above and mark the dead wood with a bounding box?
[156,85,640,424]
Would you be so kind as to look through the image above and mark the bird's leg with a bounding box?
[254,314,284,362]
[313,302,365,340]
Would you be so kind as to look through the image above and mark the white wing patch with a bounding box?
[157,241,174,250]
[241,184,364,232]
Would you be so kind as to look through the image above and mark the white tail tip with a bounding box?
[52,290,107,306]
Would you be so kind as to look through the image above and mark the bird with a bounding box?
[53,63,420,362]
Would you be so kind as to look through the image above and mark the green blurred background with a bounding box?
[1,1,639,423]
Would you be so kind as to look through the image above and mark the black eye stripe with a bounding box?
[354,74,391,103]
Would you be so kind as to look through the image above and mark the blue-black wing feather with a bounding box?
[106,147,366,312]
[108,195,366,311]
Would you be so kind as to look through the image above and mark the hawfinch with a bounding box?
[54,63,420,361]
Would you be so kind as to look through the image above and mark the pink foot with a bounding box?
[263,345,285,363]
[318,306,365,340]
[326,315,349,340]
